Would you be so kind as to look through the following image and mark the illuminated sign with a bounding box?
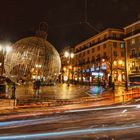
[91,72,104,76]
[86,69,90,72]
[101,64,106,70]
[90,68,95,71]
[96,67,99,70]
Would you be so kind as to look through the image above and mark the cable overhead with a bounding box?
[84,0,100,33]
[48,0,100,33]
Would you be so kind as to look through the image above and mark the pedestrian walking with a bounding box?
[36,80,41,95]
[5,81,9,98]
[33,80,40,97]
[112,82,115,90]
[33,80,37,97]
[11,82,16,100]
[24,81,29,95]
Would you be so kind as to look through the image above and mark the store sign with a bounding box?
[92,72,104,76]
[86,69,90,72]
[101,64,106,70]
[96,67,99,70]
[90,67,95,71]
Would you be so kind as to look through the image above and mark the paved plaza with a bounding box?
[12,83,140,106]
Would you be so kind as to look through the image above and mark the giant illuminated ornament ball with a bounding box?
[4,36,61,83]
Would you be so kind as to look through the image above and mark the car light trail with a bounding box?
[0,123,140,139]
[122,109,127,113]
[0,115,67,129]
[65,104,140,113]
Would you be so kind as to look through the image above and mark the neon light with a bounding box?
[91,72,104,76]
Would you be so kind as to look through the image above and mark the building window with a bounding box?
[98,46,100,50]
[120,34,123,39]
[121,51,124,57]
[131,39,135,44]
[86,43,90,48]
[132,61,135,67]
[87,50,90,54]
[114,51,117,57]
[97,54,100,61]
[92,48,95,53]
[92,56,95,61]
[91,40,95,45]
[120,42,125,48]
[90,42,92,47]
[98,37,100,42]
[83,52,85,56]
[87,57,90,62]
[131,49,136,56]
[83,59,85,64]
[112,33,116,38]
[103,44,106,49]
[103,52,107,57]
[83,45,86,49]
[113,42,117,48]
[104,34,107,39]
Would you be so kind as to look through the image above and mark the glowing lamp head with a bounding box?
[64,51,69,58]
[70,53,74,58]
[119,60,123,65]
[102,59,105,62]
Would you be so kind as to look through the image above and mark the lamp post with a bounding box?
[97,58,105,86]
[64,51,74,86]
[0,44,12,76]
[121,42,128,91]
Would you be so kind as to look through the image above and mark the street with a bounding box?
[0,104,140,139]
[0,84,140,140]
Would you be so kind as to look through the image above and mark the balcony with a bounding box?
[125,29,140,38]
[130,67,139,73]
[75,36,124,53]
[91,59,95,63]
[130,53,140,58]
[85,61,90,64]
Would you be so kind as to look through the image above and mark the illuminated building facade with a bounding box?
[73,28,125,85]
[124,20,140,82]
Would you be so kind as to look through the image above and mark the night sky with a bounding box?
[0,0,140,52]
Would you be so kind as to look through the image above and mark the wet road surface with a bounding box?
[0,104,140,139]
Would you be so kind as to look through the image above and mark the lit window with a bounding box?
[132,39,135,44]
[132,61,135,67]
[92,48,95,53]
[114,61,117,66]
[113,42,117,48]
[103,44,106,49]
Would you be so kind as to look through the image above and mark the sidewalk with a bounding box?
[1,88,140,119]
[0,84,140,115]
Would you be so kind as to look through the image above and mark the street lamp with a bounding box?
[121,42,128,91]
[35,64,42,80]
[64,51,74,85]
[0,44,12,76]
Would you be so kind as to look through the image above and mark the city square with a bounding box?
[0,0,140,139]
